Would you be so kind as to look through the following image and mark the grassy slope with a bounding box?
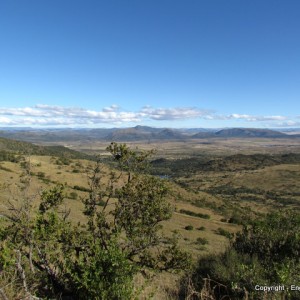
[0,155,236,255]
[0,136,94,160]
[1,137,299,298]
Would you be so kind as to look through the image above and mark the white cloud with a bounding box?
[271,121,300,127]
[226,114,287,121]
[0,104,212,125]
[0,104,295,127]
[0,104,141,125]
[0,117,16,124]
[102,104,119,112]
[140,106,212,120]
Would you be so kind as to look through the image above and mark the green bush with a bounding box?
[185,225,194,231]
[179,209,210,219]
[188,210,300,299]
[196,237,208,245]
[0,165,13,172]
[0,143,190,299]
[215,227,232,239]
[73,185,91,192]
[197,226,205,231]
[228,213,244,225]
[0,150,22,163]
[37,171,45,179]
[55,157,71,165]
[69,192,78,200]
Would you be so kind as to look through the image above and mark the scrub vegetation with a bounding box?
[0,136,299,299]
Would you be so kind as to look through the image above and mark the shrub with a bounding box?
[185,225,194,231]
[73,185,91,192]
[69,192,78,200]
[215,228,232,239]
[187,210,300,299]
[228,213,244,225]
[179,209,210,219]
[37,171,45,179]
[0,165,13,172]
[0,143,191,299]
[55,157,71,165]
[196,237,208,245]
[197,226,205,231]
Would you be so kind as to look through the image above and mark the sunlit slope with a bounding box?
[0,153,238,259]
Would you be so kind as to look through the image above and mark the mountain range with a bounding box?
[0,126,299,143]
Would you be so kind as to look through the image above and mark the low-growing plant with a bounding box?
[179,209,210,219]
[73,185,91,192]
[185,210,300,299]
[36,171,45,178]
[195,237,208,245]
[69,191,78,200]
[185,225,194,231]
[215,228,232,239]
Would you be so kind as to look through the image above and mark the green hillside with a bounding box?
[0,137,93,160]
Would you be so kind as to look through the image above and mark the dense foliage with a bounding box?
[188,210,300,299]
[150,153,300,176]
[0,143,190,299]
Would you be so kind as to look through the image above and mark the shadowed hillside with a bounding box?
[1,127,299,144]
[0,137,93,160]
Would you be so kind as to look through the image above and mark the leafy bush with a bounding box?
[73,185,91,192]
[196,237,208,245]
[69,191,78,200]
[0,150,22,163]
[179,209,210,219]
[0,165,13,172]
[36,171,45,179]
[187,210,300,299]
[197,226,205,231]
[55,157,71,165]
[0,143,190,299]
[228,213,244,225]
[185,225,194,231]
[215,227,232,239]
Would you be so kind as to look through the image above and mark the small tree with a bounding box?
[0,143,190,299]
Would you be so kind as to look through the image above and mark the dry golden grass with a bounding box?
[232,164,300,192]
[46,137,300,157]
[0,155,237,251]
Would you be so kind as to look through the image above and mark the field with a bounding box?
[0,136,299,298]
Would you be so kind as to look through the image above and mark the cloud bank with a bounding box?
[0,104,296,127]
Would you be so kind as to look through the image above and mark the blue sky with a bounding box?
[0,0,299,128]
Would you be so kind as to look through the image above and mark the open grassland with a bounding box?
[42,137,300,157]
[0,154,238,257]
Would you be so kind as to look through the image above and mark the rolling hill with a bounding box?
[0,136,93,160]
[0,126,299,143]
[213,128,288,138]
